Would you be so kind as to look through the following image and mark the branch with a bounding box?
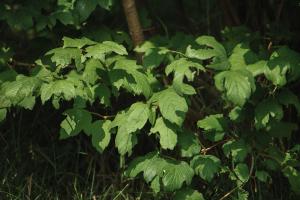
[89,111,115,119]
[121,0,144,63]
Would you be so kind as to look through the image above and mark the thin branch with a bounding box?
[276,0,285,22]
[89,111,115,119]
[201,138,232,154]
[8,59,36,68]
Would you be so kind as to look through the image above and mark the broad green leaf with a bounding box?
[150,176,161,193]
[18,96,36,110]
[191,155,221,182]
[246,60,267,76]
[46,47,82,69]
[278,89,300,115]
[162,160,194,191]
[115,126,137,155]
[126,152,194,191]
[125,152,165,182]
[97,0,114,10]
[283,166,300,194]
[155,88,188,126]
[229,106,245,122]
[94,84,111,106]
[113,102,150,155]
[0,109,6,122]
[1,75,41,107]
[172,74,196,95]
[150,117,178,150]
[86,41,127,60]
[113,59,152,98]
[255,170,270,182]
[234,163,249,182]
[214,69,255,106]
[186,45,216,60]
[229,43,259,70]
[197,114,227,142]
[223,140,250,162]
[40,80,76,104]
[63,37,96,49]
[75,0,97,22]
[174,188,205,200]
[254,98,283,129]
[195,35,229,70]
[82,59,103,84]
[165,58,205,82]
[264,47,300,86]
[0,69,17,84]
[84,120,111,153]
[60,108,92,139]
[267,121,297,138]
[177,131,201,158]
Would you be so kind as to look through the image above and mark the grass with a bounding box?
[0,107,158,200]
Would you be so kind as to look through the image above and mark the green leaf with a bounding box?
[172,74,196,95]
[60,108,92,139]
[186,45,216,60]
[268,121,297,138]
[0,109,7,122]
[255,170,270,182]
[177,131,201,158]
[223,140,250,162]
[82,59,103,84]
[162,160,194,191]
[264,47,300,86]
[165,58,205,82]
[214,69,255,106]
[229,106,245,122]
[86,41,127,60]
[125,152,166,183]
[150,176,161,193]
[197,114,227,142]
[111,59,152,98]
[246,60,267,77]
[278,89,300,115]
[283,166,300,194]
[63,37,96,49]
[155,88,188,126]
[195,35,229,70]
[229,43,259,70]
[126,152,194,191]
[254,98,283,129]
[97,0,114,10]
[1,75,41,107]
[40,80,76,104]
[46,47,82,69]
[113,102,150,155]
[84,120,111,153]
[191,155,221,182]
[234,163,249,183]
[115,128,137,156]
[150,117,178,150]
[94,85,111,106]
[174,188,205,200]
[75,0,97,22]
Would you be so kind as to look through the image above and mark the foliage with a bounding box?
[1,0,300,199]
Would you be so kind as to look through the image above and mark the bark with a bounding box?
[121,0,145,63]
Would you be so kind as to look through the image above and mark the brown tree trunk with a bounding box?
[121,0,144,63]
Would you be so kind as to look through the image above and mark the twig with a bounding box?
[8,59,36,68]
[89,111,115,119]
[201,139,232,155]
[276,0,285,22]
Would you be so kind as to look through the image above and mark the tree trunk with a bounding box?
[121,0,144,63]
